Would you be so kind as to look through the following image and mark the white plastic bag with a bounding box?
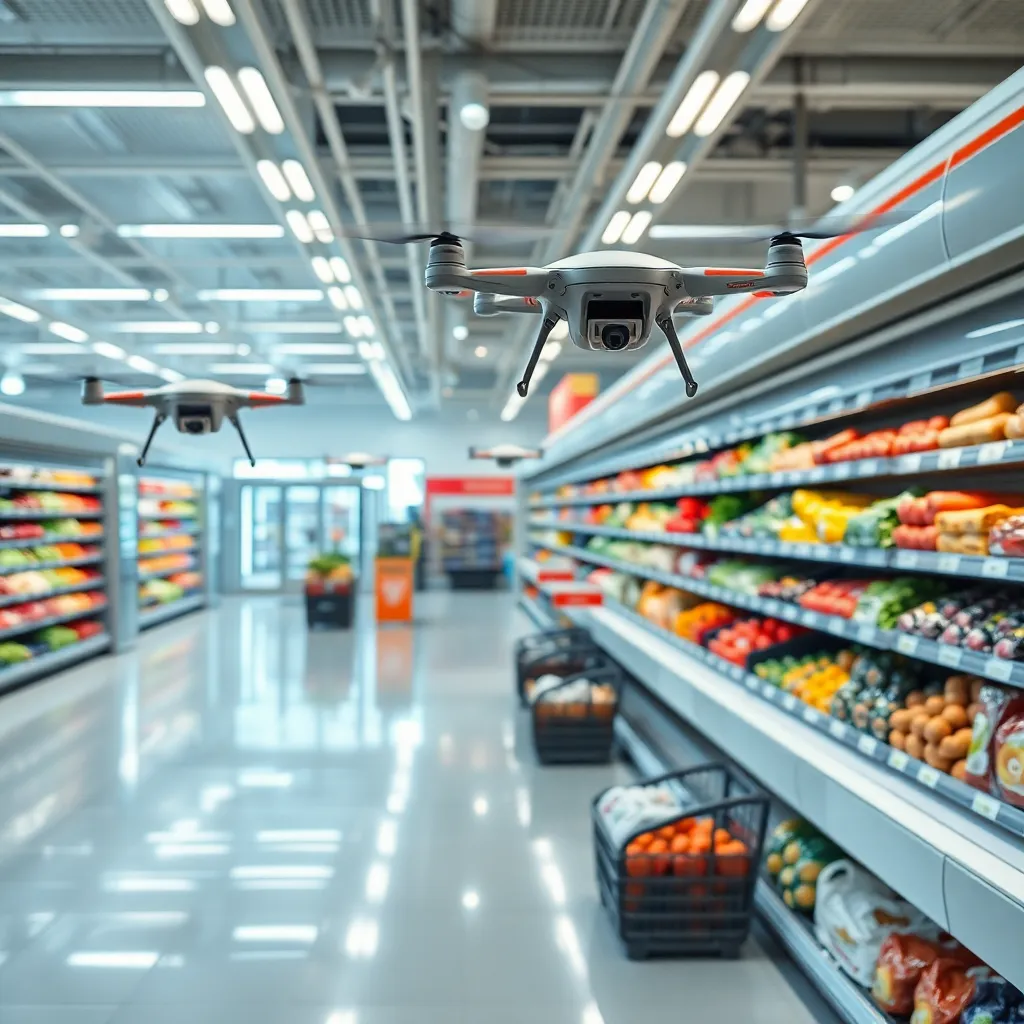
[813,860,938,987]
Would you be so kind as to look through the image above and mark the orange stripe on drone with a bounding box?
[247,393,286,404]
[703,268,764,277]
[549,99,1024,441]
[105,391,146,401]
[471,268,528,276]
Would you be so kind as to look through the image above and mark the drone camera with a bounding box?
[175,404,214,436]
[585,298,645,352]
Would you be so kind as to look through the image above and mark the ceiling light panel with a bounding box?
[92,342,127,359]
[285,210,313,243]
[281,161,315,202]
[0,90,205,108]
[31,288,151,301]
[117,224,283,239]
[666,70,720,138]
[210,363,276,374]
[111,321,204,333]
[601,211,631,246]
[153,342,243,355]
[311,257,333,284]
[256,160,290,201]
[731,0,773,32]
[237,68,284,134]
[20,343,85,355]
[48,322,88,343]
[272,343,354,355]
[0,224,48,237]
[766,0,811,30]
[327,287,348,311]
[626,162,662,204]
[329,258,351,283]
[0,296,41,322]
[197,289,323,302]
[240,322,342,334]
[306,210,332,242]
[164,0,200,24]
[203,66,255,134]
[694,71,750,137]
[621,211,652,245]
[200,0,235,26]
[303,364,367,375]
[648,162,687,204]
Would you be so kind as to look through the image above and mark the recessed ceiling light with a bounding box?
[452,324,469,341]
[0,224,49,237]
[281,160,315,202]
[311,257,333,283]
[110,321,204,333]
[307,210,332,242]
[59,224,80,237]
[199,0,235,26]
[204,321,220,333]
[266,377,287,394]
[474,345,487,358]
[92,341,127,360]
[196,289,323,302]
[237,67,283,134]
[256,160,290,202]
[285,209,313,243]
[327,286,348,311]
[203,66,255,135]
[31,288,151,301]
[48,322,88,343]
[831,183,855,203]
[0,372,25,397]
[152,288,170,302]
[343,286,362,309]
[117,223,283,239]
[164,0,200,24]
[459,102,489,131]
[329,257,351,283]
[0,295,41,323]
[0,89,204,108]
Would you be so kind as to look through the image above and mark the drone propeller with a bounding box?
[650,211,913,244]
[333,222,556,247]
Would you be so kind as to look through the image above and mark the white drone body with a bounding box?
[82,376,304,466]
[424,235,809,398]
[469,444,542,468]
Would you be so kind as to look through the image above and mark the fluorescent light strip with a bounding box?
[311,257,333,283]
[60,224,80,237]
[48,322,88,343]
[731,0,773,31]
[666,69,720,138]
[966,319,1024,339]
[240,321,342,334]
[303,363,367,375]
[0,296,41,322]
[621,210,652,245]
[203,66,255,134]
[601,210,631,245]
[68,952,159,969]
[329,257,351,283]
[153,342,243,354]
[237,67,283,134]
[766,0,811,30]
[127,355,160,374]
[693,70,750,137]
[273,342,354,355]
[117,224,283,239]
[286,209,313,243]
[111,321,204,333]
[200,0,235,26]
[0,224,49,237]
[256,160,290,201]
[327,286,348,311]
[93,342,127,359]
[209,363,277,374]
[31,288,151,301]
[18,343,82,355]
[281,161,315,202]
[232,926,318,943]
[357,340,384,360]
[197,289,323,302]
[501,392,526,422]
[368,360,411,420]
[164,0,199,24]
[307,210,332,242]
[648,161,687,204]
[626,162,662,204]
[343,285,363,309]
[1,90,205,108]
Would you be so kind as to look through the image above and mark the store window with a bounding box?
[387,458,425,522]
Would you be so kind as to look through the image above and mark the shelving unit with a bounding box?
[440,508,511,590]
[521,326,1024,1007]
[137,474,205,629]
[0,461,111,693]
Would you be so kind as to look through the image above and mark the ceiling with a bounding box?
[0,0,1019,426]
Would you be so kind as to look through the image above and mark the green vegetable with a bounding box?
[0,642,32,663]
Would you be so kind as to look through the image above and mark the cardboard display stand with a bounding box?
[376,557,414,622]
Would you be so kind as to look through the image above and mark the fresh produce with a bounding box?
[950,391,1018,428]
[854,577,946,630]
[531,674,616,716]
[673,602,735,644]
[624,815,750,880]
[939,414,1014,449]
[0,641,31,663]
[665,497,709,534]
[897,586,1024,659]
[705,559,780,595]
[701,494,751,532]
[706,617,800,665]
[758,574,818,602]
[912,958,993,1024]
[306,552,353,585]
[844,494,918,549]
[887,674,980,775]
[872,933,983,1015]
[800,580,872,619]
[989,514,1024,556]
[764,819,841,913]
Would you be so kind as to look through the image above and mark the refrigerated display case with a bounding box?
[137,473,206,628]
[0,459,111,693]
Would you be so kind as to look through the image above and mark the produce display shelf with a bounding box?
[0,532,104,551]
[614,715,891,1024]
[558,598,1024,988]
[0,633,111,696]
[0,554,104,576]
[528,440,1024,506]
[530,518,1024,581]
[0,603,107,643]
[0,510,103,521]
[138,562,196,582]
[138,593,205,629]
[137,527,199,540]
[0,481,104,496]
[0,578,105,610]
[138,512,198,521]
[532,540,1024,689]
[138,543,199,557]
[517,556,575,584]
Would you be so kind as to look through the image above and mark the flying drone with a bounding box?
[469,444,542,469]
[81,376,304,467]
[354,216,900,401]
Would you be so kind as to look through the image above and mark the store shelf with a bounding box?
[559,597,1024,987]
[138,593,205,629]
[0,633,112,696]
[529,440,1024,507]
[138,561,196,582]
[0,532,104,551]
[0,603,107,643]
[138,512,198,521]
[137,528,199,540]
[0,554,104,576]
[614,714,891,1024]
[533,539,1024,688]
[0,510,103,520]
[530,519,1024,581]
[0,578,105,610]
[137,543,199,557]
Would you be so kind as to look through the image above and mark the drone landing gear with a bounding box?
[656,314,699,399]
[137,412,166,467]
[517,316,559,398]
[229,414,256,467]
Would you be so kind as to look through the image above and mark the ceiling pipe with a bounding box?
[401,0,444,407]
[279,0,410,382]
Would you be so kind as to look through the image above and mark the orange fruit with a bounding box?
[648,838,671,875]
[669,834,690,854]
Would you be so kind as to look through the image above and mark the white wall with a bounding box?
[14,396,550,477]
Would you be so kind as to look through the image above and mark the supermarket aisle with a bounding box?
[0,594,825,1024]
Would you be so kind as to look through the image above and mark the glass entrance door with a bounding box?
[237,482,363,592]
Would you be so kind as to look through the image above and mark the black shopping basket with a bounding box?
[592,764,769,960]
[514,626,600,707]
[531,663,621,765]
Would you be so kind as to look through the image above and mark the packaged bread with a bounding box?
[1004,413,1024,440]
[936,533,990,556]
[938,414,1013,449]
[949,392,1017,427]
[934,505,1023,536]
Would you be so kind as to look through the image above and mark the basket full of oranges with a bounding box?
[529,663,621,765]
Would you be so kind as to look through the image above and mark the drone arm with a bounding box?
[674,296,714,317]
[228,413,256,467]
[516,315,559,398]
[655,313,699,399]
[473,294,544,317]
[136,412,166,467]
[679,268,771,297]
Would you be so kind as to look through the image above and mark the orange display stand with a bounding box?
[375,557,414,623]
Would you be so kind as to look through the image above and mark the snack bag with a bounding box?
[961,977,1023,1024]
[814,860,938,986]
[873,934,953,1015]
[992,704,1024,808]
[964,685,1012,793]
[911,959,992,1024]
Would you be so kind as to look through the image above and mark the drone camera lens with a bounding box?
[185,420,204,434]
[601,324,630,351]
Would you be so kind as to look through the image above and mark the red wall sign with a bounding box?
[424,476,515,524]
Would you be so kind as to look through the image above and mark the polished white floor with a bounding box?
[0,594,827,1023]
